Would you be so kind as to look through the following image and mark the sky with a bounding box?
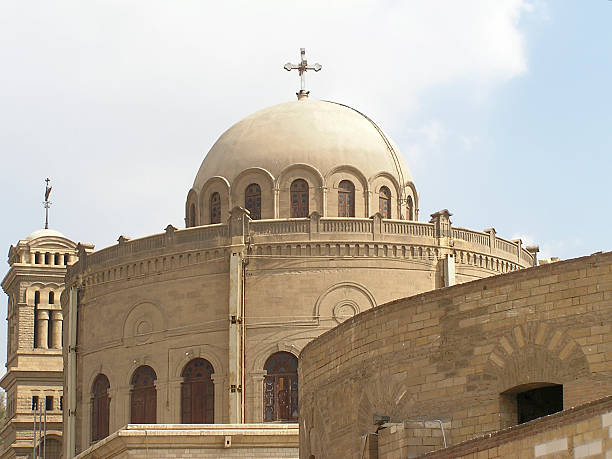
[0,1,611,369]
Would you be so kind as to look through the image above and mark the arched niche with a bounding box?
[231,167,275,220]
[185,189,199,227]
[122,301,166,346]
[325,165,369,217]
[313,282,376,325]
[276,163,324,218]
[199,176,231,225]
[369,172,402,219]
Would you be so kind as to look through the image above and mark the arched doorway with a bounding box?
[130,365,157,424]
[181,358,215,423]
[263,352,298,422]
[91,374,110,442]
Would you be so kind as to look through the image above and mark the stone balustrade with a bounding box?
[67,209,535,283]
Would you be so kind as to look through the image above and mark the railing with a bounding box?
[384,220,436,237]
[321,218,372,233]
[452,228,490,247]
[250,219,309,235]
[69,210,536,278]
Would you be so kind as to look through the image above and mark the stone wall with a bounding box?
[299,251,612,458]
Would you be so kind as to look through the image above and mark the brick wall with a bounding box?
[299,251,612,458]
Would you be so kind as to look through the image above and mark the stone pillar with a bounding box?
[321,186,328,217]
[484,228,496,254]
[443,254,456,287]
[36,310,49,349]
[211,374,225,424]
[249,371,266,423]
[50,311,63,349]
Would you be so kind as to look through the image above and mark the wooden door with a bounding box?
[131,386,156,424]
[290,179,309,218]
[338,180,355,217]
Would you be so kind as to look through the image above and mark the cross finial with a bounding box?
[284,48,322,100]
[43,178,52,229]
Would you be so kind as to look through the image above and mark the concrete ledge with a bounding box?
[76,423,299,458]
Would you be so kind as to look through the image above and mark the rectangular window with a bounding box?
[31,396,38,410]
[60,396,63,411]
[45,395,53,411]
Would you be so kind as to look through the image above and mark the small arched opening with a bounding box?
[500,383,563,427]
[338,180,355,217]
[245,183,262,220]
[290,179,309,218]
[379,186,391,218]
[210,192,221,224]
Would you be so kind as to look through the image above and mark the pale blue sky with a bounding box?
[0,1,610,370]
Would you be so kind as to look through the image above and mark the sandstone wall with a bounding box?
[299,251,612,458]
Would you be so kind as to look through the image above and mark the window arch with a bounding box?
[210,192,221,224]
[263,352,298,422]
[406,195,414,221]
[338,180,355,217]
[290,179,309,218]
[181,358,215,424]
[130,365,157,424]
[379,186,391,219]
[189,203,196,227]
[245,183,262,220]
[91,374,110,442]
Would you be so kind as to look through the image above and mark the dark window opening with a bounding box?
[338,180,355,217]
[379,186,391,218]
[60,396,63,411]
[44,252,50,264]
[290,179,309,218]
[130,365,157,424]
[92,374,110,441]
[517,385,563,424]
[406,196,414,220]
[54,253,60,265]
[245,183,262,220]
[210,193,221,224]
[45,395,53,411]
[32,396,39,411]
[35,252,41,264]
[49,291,54,304]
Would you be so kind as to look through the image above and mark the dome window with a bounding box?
[245,184,262,220]
[406,195,414,221]
[290,180,309,218]
[379,186,391,219]
[338,180,355,217]
[210,193,221,224]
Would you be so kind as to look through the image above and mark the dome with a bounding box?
[192,99,414,191]
[25,228,66,241]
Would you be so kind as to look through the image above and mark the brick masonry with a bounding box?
[299,251,612,458]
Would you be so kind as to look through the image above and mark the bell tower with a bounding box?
[0,227,81,459]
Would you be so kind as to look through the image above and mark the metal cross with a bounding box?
[284,48,322,97]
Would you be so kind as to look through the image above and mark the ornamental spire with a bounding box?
[284,48,322,100]
[43,178,52,229]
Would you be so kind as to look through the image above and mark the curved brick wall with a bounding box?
[299,251,612,459]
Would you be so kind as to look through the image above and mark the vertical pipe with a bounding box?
[43,403,47,459]
[65,286,78,458]
[33,404,37,459]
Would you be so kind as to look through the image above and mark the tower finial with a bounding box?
[284,48,322,100]
[44,178,52,229]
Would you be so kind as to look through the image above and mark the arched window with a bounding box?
[263,352,298,422]
[406,195,414,221]
[48,291,54,305]
[338,180,355,217]
[91,374,110,442]
[290,179,309,218]
[379,186,391,219]
[189,203,196,227]
[130,366,157,424]
[245,184,262,220]
[210,193,221,224]
[181,358,215,424]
